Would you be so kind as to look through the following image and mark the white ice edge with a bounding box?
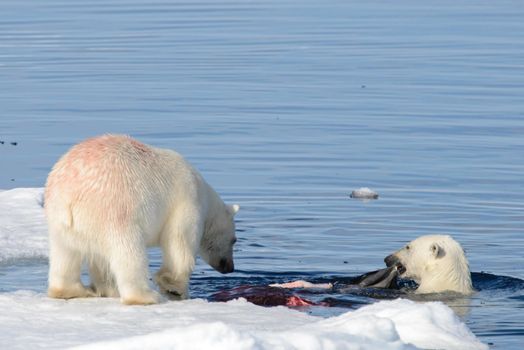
[0,188,487,350]
[0,188,48,264]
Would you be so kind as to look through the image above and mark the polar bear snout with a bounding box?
[384,254,406,275]
[216,258,234,274]
[384,254,399,267]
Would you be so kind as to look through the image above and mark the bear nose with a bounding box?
[219,258,234,274]
[219,258,227,269]
[384,254,399,267]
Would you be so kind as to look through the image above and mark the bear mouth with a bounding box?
[384,254,406,275]
[396,263,406,275]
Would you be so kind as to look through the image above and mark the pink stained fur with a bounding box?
[45,135,158,231]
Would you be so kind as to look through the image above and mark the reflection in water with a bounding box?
[404,291,473,318]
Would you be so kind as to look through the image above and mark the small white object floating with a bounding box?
[350,187,379,200]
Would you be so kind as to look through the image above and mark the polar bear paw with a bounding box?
[48,283,97,299]
[155,270,189,300]
[121,289,161,305]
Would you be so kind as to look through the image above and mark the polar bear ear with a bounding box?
[430,243,445,259]
[227,204,240,216]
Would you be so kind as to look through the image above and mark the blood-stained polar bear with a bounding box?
[45,135,239,305]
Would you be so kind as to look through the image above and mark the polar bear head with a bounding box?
[384,235,473,294]
[200,203,240,274]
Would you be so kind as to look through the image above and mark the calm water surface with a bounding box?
[1,0,523,348]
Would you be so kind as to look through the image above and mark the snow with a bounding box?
[0,188,487,350]
[1,292,486,350]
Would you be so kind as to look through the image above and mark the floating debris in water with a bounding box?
[0,140,18,146]
[350,187,379,200]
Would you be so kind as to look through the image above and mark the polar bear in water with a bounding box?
[45,135,239,305]
[385,234,473,294]
[276,235,473,295]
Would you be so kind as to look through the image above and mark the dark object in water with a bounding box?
[211,266,400,308]
[353,266,399,289]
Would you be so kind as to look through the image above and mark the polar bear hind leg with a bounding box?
[47,227,96,299]
[106,226,160,305]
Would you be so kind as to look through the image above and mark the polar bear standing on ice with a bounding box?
[45,135,239,305]
[385,235,473,294]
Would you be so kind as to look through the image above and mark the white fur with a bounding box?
[388,235,473,295]
[45,135,239,305]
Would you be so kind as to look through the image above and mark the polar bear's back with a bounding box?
[45,135,199,242]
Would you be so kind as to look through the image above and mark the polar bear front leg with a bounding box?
[48,231,95,299]
[155,267,192,300]
[108,231,160,305]
[155,221,199,300]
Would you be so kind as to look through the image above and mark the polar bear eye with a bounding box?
[405,245,410,250]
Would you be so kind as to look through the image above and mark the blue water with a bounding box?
[1,0,524,348]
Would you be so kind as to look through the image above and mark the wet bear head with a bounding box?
[384,234,473,294]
